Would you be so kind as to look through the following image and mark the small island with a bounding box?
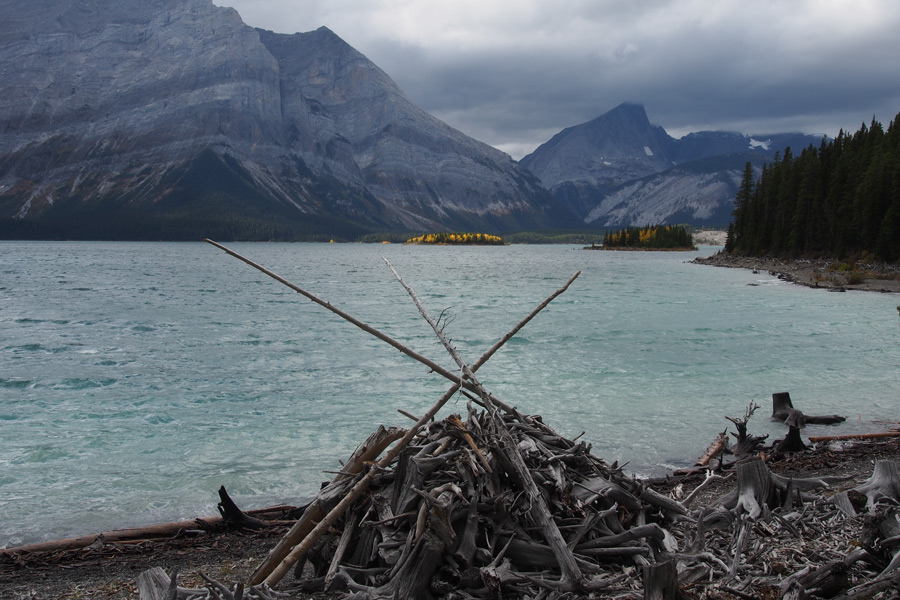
[586,225,697,251]
[406,232,505,245]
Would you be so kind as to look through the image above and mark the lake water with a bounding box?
[1,241,898,548]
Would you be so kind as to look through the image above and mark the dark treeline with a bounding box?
[603,224,695,249]
[726,113,900,262]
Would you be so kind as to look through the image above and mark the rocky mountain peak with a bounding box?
[0,0,568,239]
[520,102,675,190]
[519,103,827,228]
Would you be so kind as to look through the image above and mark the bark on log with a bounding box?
[643,559,688,600]
[1,502,294,557]
[809,431,900,443]
[695,431,728,467]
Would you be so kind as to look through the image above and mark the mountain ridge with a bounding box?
[0,0,567,240]
[520,103,826,228]
[0,1,833,239]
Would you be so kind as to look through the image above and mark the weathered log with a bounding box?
[715,456,837,518]
[831,568,900,600]
[809,431,900,442]
[726,402,768,456]
[138,568,284,600]
[137,567,179,600]
[772,391,794,420]
[778,549,871,599]
[858,505,900,578]
[1,501,296,557]
[695,431,728,467]
[576,523,667,552]
[642,559,688,600]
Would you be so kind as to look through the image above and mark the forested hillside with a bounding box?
[726,114,900,261]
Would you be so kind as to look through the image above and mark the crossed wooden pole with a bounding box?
[204,239,581,588]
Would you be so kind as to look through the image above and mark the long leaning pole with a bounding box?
[204,239,578,415]
[204,239,579,586]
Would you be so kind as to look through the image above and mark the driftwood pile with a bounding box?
[137,241,900,599]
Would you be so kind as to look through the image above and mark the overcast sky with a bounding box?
[215,0,900,159]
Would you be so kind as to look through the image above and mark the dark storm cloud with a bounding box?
[217,1,900,158]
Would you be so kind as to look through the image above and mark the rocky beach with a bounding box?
[4,417,900,599]
[694,252,900,294]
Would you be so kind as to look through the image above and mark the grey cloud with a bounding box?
[219,1,900,158]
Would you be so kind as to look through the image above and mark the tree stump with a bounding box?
[643,559,688,600]
[771,392,846,425]
[853,460,900,509]
[772,392,795,420]
[772,409,809,455]
[715,456,836,518]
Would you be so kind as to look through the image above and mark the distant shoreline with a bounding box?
[694,252,900,293]
[583,244,697,251]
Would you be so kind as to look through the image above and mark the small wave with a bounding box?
[0,378,33,389]
[53,378,118,390]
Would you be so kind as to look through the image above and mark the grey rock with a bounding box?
[0,0,564,239]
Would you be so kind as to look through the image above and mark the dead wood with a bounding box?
[772,391,846,425]
[248,425,403,585]
[714,456,834,518]
[771,410,809,456]
[852,459,900,509]
[137,567,284,600]
[217,486,268,530]
[726,402,769,457]
[809,431,900,442]
[384,256,586,589]
[219,255,581,588]
[695,430,728,467]
[642,559,688,600]
[137,567,179,600]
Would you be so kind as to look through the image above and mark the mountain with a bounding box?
[0,0,567,240]
[520,103,826,228]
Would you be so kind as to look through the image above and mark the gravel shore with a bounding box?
[694,252,900,293]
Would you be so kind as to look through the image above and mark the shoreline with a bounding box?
[5,433,900,598]
[694,251,900,293]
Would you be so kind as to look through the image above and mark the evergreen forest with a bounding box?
[602,225,695,249]
[726,113,900,262]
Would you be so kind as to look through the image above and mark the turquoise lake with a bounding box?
[1,241,898,547]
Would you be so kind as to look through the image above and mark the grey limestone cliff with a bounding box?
[0,0,563,239]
